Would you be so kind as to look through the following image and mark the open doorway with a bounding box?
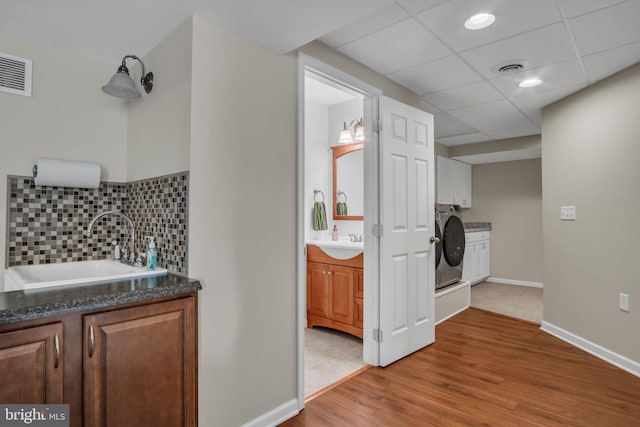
[302,70,367,397]
[296,54,438,410]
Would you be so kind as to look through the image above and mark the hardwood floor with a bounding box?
[282,308,640,426]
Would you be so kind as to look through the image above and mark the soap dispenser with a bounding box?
[146,236,158,270]
[332,225,339,241]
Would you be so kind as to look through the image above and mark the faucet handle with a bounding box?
[134,252,145,268]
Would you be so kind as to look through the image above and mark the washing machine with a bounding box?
[435,203,465,290]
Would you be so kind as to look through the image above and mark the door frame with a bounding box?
[296,53,382,410]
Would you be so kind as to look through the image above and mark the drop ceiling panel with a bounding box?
[423,81,504,111]
[337,18,451,75]
[433,112,479,138]
[418,0,562,52]
[388,55,480,95]
[397,0,450,15]
[484,125,540,140]
[319,4,410,48]
[583,42,640,82]
[438,132,492,146]
[418,100,442,114]
[509,84,587,112]
[469,113,534,132]
[570,1,640,56]
[490,60,587,98]
[560,0,628,18]
[448,99,525,124]
[452,147,542,164]
[461,23,576,79]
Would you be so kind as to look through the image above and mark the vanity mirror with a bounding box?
[332,142,364,220]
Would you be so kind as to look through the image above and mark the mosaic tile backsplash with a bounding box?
[6,171,188,274]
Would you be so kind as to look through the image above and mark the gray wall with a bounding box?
[542,63,640,363]
[464,159,543,284]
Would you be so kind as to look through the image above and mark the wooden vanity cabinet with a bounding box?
[307,245,363,338]
[0,293,197,427]
[0,322,64,404]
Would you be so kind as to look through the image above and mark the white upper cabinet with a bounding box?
[436,156,472,208]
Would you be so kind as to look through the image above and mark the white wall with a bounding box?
[542,63,640,363]
[0,35,128,287]
[189,16,297,426]
[305,99,330,241]
[127,18,192,181]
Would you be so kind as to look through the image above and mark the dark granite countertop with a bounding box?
[0,273,202,325]
[464,222,492,232]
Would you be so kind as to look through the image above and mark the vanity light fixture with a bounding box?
[518,78,542,88]
[102,54,153,99]
[464,12,496,30]
[338,118,364,144]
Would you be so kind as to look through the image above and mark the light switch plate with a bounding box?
[619,293,630,312]
[561,206,576,221]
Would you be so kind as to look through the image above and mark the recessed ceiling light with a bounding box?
[518,78,542,88]
[464,12,496,30]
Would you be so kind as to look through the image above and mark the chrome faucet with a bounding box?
[84,210,136,264]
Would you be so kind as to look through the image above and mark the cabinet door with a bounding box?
[307,262,329,318]
[478,240,491,279]
[436,156,454,204]
[329,265,354,325]
[461,242,475,283]
[84,297,197,427]
[454,161,472,208]
[354,268,364,299]
[353,298,364,329]
[0,323,63,404]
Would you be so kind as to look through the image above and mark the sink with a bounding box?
[307,240,363,260]
[4,260,168,291]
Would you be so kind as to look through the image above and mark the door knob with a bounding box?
[429,236,440,244]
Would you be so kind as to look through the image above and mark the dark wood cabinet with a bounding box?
[84,297,197,427]
[0,322,64,404]
[307,245,363,338]
[0,294,197,427]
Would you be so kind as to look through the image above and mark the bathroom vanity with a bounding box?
[306,244,363,338]
[0,274,201,427]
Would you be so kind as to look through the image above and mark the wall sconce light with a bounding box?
[102,55,153,99]
[338,118,364,144]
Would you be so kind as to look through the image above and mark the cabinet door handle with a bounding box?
[328,271,332,275]
[89,325,95,358]
[54,334,60,369]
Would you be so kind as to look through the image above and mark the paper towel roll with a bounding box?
[33,158,101,188]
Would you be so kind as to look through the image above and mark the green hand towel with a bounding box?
[313,201,328,231]
[336,202,348,216]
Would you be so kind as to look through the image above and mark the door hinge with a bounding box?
[373,328,383,343]
[371,224,383,238]
[373,119,382,133]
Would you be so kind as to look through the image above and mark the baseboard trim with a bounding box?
[436,304,469,326]
[240,398,299,427]
[541,321,640,379]
[487,277,543,288]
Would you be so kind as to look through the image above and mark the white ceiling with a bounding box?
[1,0,639,147]
[321,0,640,146]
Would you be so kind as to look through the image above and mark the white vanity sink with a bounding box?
[306,240,363,260]
[4,260,167,291]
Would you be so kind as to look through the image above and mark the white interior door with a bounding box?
[378,96,436,366]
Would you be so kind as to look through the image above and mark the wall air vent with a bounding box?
[0,52,32,97]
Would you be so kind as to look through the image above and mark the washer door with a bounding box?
[443,216,465,267]
[435,220,442,268]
